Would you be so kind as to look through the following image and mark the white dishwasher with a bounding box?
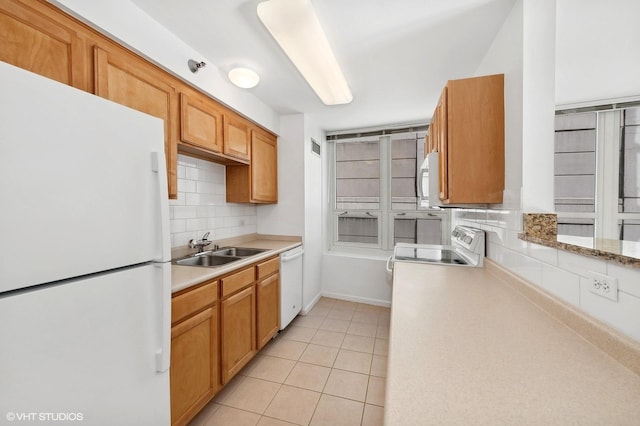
[279,245,304,330]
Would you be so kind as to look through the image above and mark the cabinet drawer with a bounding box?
[257,256,279,280]
[172,280,218,324]
[221,267,255,298]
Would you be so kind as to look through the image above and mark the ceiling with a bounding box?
[131,0,516,132]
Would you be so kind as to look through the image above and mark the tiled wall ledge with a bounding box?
[486,259,640,377]
[519,213,640,268]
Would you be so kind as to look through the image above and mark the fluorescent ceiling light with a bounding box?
[257,0,353,105]
[228,67,260,89]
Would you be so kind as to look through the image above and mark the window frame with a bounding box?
[555,105,640,240]
[327,129,449,254]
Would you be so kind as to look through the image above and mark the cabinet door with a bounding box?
[251,131,278,203]
[221,286,256,383]
[94,46,178,199]
[170,306,219,426]
[256,272,280,350]
[0,1,85,90]
[437,86,449,201]
[180,92,223,153]
[223,114,251,161]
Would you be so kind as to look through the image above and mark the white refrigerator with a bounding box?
[0,62,171,425]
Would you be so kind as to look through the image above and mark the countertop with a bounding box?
[519,233,640,268]
[171,235,302,293]
[385,261,640,425]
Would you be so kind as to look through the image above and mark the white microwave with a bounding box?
[418,152,442,208]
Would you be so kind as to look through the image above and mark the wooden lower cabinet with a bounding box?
[220,285,256,384]
[169,256,280,424]
[170,305,219,426]
[256,272,280,350]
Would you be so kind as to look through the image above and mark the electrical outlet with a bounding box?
[588,271,618,301]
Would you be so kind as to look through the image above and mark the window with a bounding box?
[328,128,449,253]
[554,105,640,241]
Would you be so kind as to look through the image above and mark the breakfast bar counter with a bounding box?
[385,260,640,425]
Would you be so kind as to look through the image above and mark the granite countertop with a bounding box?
[385,261,640,425]
[171,234,302,293]
[519,213,640,268]
[519,233,640,268]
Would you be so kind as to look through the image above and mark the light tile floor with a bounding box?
[189,297,389,426]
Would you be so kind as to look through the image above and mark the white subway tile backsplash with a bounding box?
[526,242,558,266]
[173,206,198,219]
[177,178,196,193]
[558,251,607,277]
[169,154,257,247]
[606,263,640,299]
[173,231,196,247]
[185,193,200,206]
[186,218,207,232]
[579,277,640,342]
[196,181,217,194]
[185,166,200,181]
[213,206,227,217]
[461,203,640,343]
[177,165,186,179]
[178,156,198,168]
[170,219,186,233]
[541,264,580,307]
[500,248,544,287]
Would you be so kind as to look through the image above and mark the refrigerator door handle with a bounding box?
[155,262,171,373]
[151,151,171,262]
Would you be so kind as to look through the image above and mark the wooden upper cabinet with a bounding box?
[2,1,279,202]
[223,114,251,162]
[430,74,504,205]
[93,46,178,199]
[226,130,278,204]
[0,1,86,90]
[179,91,223,154]
[251,131,278,203]
[437,86,449,201]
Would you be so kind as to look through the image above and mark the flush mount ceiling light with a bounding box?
[228,67,260,89]
[257,0,353,106]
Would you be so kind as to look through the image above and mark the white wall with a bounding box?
[475,0,523,207]
[257,115,305,237]
[459,0,640,343]
[521,0,555,212]
[49,0,280,133]
[302,117,325,311]
[257,114,324,312]
[321,254,391,307]
[170,155,256,247]
[555,0,640,106]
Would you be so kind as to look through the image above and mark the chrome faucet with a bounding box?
[189,232,213,253]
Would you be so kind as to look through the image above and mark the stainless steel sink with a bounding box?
[212,247,267,257]
[173,246,268,268]
[175,254,242,267]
